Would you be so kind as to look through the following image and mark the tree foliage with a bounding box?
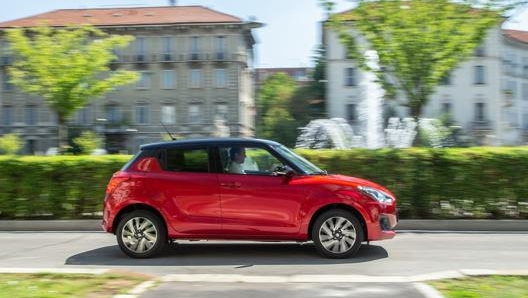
[322,0,505,118]
[6,25,139,149]
[0,134,22,155]
[73,131,102,155]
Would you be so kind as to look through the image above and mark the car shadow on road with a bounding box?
[65,242,388,266]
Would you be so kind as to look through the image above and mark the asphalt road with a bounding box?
[1,231,527,297]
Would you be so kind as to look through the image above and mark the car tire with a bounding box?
[116,210,167,258]
[312,209,364,258]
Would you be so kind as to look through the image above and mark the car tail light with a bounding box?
[106,171,130,194]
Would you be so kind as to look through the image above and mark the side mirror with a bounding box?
[272,165,296,183]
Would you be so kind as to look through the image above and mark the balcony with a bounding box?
[160,53,174,63]
[214,52,226,61]
[189,52,204,61]
[134,54,148,63]
[471,120,492,131]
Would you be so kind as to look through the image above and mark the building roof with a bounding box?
[503,29,528,44]
[0,5,243,28]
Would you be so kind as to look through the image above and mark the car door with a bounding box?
[217,145,307,237]
[151,146,222,236]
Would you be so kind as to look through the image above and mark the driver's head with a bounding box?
[229,147,246,164]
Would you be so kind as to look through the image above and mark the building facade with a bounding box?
[325,21,528,146]
[0,6,262,154]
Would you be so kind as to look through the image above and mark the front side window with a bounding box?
[220,146,283,175]
[165,147,209,173]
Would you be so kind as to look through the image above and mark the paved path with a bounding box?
[1,230,528,298]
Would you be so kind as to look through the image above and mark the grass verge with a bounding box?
[429,275,528,298]
[0,271,154,298]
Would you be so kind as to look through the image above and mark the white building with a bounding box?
[324,19,528,146]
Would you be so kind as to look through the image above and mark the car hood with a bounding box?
[300,174,394,196]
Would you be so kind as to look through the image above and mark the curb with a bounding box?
[1,219,527,232]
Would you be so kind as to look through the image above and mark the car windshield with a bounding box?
[273,144,326,175]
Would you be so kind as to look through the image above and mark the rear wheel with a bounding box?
[312,209,364,258]
[116,210,167,258]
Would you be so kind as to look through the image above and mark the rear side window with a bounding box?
[165,147,210,173]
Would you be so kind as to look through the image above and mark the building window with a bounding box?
[475,102,485,122]
[346,104,358,122]
[1,105,13,125]
[136,72,151,89]
[215,36,226,60]
[215,69,226,88]
[106,104,121,124]
[77,106,91,125]
[191,36,200,60]
[163,37,172,61]
[135,104,149,125]
[136,37,145,62]
[189,104,201,124]
[474,46,485,57]
[522,83,528,101]
[190,69,202,88]
[474,65,485,85]
[345,68,356,86]
[2,70,13,91]
[442,102,452,115]
[25,105,38,125]
[215,103,228,120]
[440,73,451,85]
[162,105,176,124]
[162,70,175,89]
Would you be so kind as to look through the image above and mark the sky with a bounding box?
[0,0,527,68]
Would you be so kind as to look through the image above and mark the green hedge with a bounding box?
[296,147,528,219]
[0,155,130,219]
[0,147,527,220]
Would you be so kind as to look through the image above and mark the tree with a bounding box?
[321,0,506,120]
[6,25,139,150]
[0,133,22,155]
[256,72,298,143]
[289,46,327,125]
[73,130,102,155]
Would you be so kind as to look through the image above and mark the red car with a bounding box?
[102,138,398,258]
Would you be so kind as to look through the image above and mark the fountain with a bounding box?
[296,50,416,149]
[358,50,385,149]
[295,50,454,149]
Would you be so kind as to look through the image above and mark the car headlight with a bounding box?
[358,186,394,204]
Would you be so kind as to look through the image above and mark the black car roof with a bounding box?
[140,137,281,150]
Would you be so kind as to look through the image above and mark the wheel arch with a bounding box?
[112,203,167,236]
[307,204,367,241]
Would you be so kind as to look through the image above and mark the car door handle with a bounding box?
[220,182,241,188]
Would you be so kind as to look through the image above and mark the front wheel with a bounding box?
[312,210,364,258]
[116,210,167,258]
